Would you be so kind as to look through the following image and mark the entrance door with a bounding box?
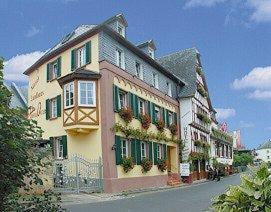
[167,147,171,172]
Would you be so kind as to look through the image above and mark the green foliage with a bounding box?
[121,157,135,173]
[233,153,253,167]
[141,158,153,173]
[0,58,63,211]
[196,66,203,76]
[212,128,233,143]
[197,84,208,98]
[212,164,271,211]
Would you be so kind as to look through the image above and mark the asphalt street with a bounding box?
[66,173,241,212]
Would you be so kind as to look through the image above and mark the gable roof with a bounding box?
[137,39,156,50]
[257,140,271,150]
[156,48,214,111]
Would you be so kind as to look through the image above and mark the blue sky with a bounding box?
[1,0,271,149]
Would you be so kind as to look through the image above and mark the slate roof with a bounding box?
[156,48,198,98]
[257,140,271,150]
[5,82,28,109]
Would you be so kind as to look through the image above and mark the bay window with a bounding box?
[64,82,74,108]
[78,81,96,107]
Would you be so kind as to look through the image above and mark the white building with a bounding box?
[255,140,271,163]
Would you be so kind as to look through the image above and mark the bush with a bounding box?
[157,159,167,172]
[119,107,133,124]
[141,158,153,173]
[121,157,135,173]
[233,153,253,167]
[212,164,271,211]
[139,113,151,130]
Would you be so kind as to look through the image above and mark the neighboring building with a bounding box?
[157,49,214,181]
[255,140,271,163]
[5,82,28,109]
[232,129,245,150]
[24,14,184,193]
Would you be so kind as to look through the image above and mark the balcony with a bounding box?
[58,69,101,134]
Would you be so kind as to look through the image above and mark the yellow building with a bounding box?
[24,14,184,193]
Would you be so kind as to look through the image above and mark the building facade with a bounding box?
[255,140,271,163]
[24,14,183,193]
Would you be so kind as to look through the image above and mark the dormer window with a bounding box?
[148,48,154,59]
[117,22,125,37]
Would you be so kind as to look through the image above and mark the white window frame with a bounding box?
[76,46,86,68]
[135,61,143,80]
[138,98,145,115]
[50,98,57,119]
[121,139,129,158]
[167,82,172,97]
[52,61,58,79]
[141,141,147,159]
[119,90,128,109]
[54,138,63,159]
[152,72,159,89]
[116,48,125,69]
[64,82,74,109]
[78,81,96,107]
[117,21,125,37]
[157,144,162,159]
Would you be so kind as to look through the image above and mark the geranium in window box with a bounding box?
[157,159,167,172]
[121,156,135,173]
[141,158,153,173]
[119,107,133,124]
[169,123,178,135]
[139,113,151,130]
[155,119,165,132]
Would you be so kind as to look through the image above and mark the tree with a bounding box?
[0,58,63,211]
[233,153,253,167]
[212,163,271,211]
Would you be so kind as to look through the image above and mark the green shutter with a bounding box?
[46,63,50,82]
[113,85,120,112]
[163,144,167,160]
[134,95,139,119]
[49,137,54,156]
[149,142,153,162]
[46,99,50,120]
[85,41,91,64]
[61,135,67,158]
[71,49,76,71]
[165,110,169,127]
[162,108,165,123]
[153,143,158,165]
[57,57,61,77]
[174,112,178,125]
[129,92,134,110]
[152,103,156,124]
[136,140,141,165]
[147,101,152,118]
[131,139,136,163]
[57,95,61,117]
[115,135,121,165]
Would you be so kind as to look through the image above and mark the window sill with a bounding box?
[49,117,58,121]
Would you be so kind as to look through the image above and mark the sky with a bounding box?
[1,0,271,149]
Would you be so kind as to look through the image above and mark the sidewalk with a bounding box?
[62,178,209,206]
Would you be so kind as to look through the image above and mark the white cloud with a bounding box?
[248,0,271,23]
[215,108,236,119]
[248,90,271,100]
[3,51,45,83]
[232,66,271,90]
[239,120,255,128]
[25,26,40,37]
[184,0,228,8]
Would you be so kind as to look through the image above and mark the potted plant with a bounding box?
[169,123,178,135]
[121,156,135,173]
[119,107,133,124]
[139,113,151,130]
[155,119,165,132]
[141,158,153,173]
[157,159,167,172]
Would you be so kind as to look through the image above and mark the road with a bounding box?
[66,174,241,212]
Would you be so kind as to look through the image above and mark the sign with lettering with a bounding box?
[180,163,190,176]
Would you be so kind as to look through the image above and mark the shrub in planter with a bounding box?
[141,158,153,173]
[139,113,151,130]
[194,140,202,147]
[169,123,178,135]
[155,119,165,132]
[119,107,133,124]
[121,157,135,173]
[157,159,167,172]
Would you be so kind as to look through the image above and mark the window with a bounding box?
[152,72,159,89]
[121,139,129,158]
[148,48,154,59]
[194,131,198,140]
[116,48,125,69]
[119,90,127,108]
[50,98,57,119]
[47,58,60,81]
[78,81,96,107]
[138,98,145,114]
[154,106,160,121]
[64,82,74,108]
[76,46,86,68]
[52,61,58,79]
[117,22,125,37]
[168,111,173,125]
[54,138,63,159]
[157,144,162,159]
[135,62,143,80]
[167,82,172,97]
[141,142,147,159]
